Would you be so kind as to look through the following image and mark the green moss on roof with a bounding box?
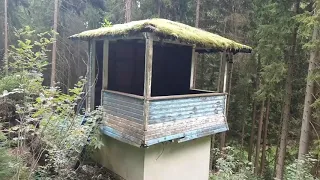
[70,18,252,53]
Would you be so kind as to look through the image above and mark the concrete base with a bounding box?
[93,135,211,180]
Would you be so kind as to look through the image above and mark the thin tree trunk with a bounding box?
[241,120,245,148]
[195,0,200,28]
[275,1,300,178]
[248,101,257,162]
[51,0,59,87]
[261,98,271,175]
[273,137,280,177]
[157,0,161,17]
[254,100,265,175]
[248,55,259,162]
[298,25,318,159]
[4,0,8,75]
[125,0,132,23]
[273,110,282,177]
[220,61,234,149]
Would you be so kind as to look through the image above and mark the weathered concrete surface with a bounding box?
[94,135,211,180]
[93,135,145,180]
[144,136,211,180]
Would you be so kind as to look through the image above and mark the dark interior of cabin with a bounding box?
[95,39,208,106]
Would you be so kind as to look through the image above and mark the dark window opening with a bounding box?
[95,40,216,98]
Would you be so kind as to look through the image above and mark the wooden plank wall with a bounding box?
[101,91,145,146]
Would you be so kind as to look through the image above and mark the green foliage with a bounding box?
[211,147,258,180]
[101,18,112,27]
[0,27,103,179]
[284,155,319,180]
[0,131,16,179]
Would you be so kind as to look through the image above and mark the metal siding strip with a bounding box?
[149,100,224,111]
[149,111,224,123]
[147,115,225,130]
[178,126,229,143]
[107,122,144,140]
[149,107,224,119]
[150,95,225,105]
[100,127,141,147]
[104,114,144,128]
[145,125,228,146]
[106,117,144,138]
[146,133,185,146]
[103,98,144,111]
[104,109,143,123]
[104,92,144,106]
[104,105,144,120]
[146,116,226,139]
[100,126,142,146]
[146,119,226,138]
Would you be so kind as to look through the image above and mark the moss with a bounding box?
[70,18,252,53]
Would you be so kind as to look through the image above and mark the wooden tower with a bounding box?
[70,18,251,180]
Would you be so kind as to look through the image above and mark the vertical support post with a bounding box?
[86,40,96,112]
[143,33,153,132]
[219,51,229,150]
[101,40,109,106]
[217,51,226,92]
[190,46,197,89]
[222,54,229,93]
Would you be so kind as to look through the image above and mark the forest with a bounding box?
[0,0,320,179]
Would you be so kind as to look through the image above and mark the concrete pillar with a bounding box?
[94,135,211,180]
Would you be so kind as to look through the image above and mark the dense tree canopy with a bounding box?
[0,0,320,179]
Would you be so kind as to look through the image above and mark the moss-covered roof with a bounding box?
[70,18,252,53]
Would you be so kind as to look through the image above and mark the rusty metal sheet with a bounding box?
[145,115,226,140]
[103,91,144,123]
[148,95,226,124]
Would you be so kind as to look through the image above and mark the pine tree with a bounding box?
[298,16,318,160]
[4,0,8,75]
[51,0,59,86]
[125,0,132,22]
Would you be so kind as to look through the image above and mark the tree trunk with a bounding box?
[220,60,234,149]
[157,0,161,17]
[195,0,200,28]
[254,100,265,175]
[298,25,318,159]
[241,120,245,148]
[4,0,8,75]
[260,98,271,175]
[275,1,300,178]
[248,100,257,162]
[248,55,259,162]
[51,0,59,87]
[125,0,132,23]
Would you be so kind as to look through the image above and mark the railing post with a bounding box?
[86,40,96,112]
[143,33,153,132]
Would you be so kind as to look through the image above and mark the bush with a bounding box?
[0,27,103,179]
[284,155,319,180]
[211,147,259,180]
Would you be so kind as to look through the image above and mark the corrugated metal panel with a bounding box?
[101,92,228,147]
[145,95,228,146]
[101,91,144,147]
[145,114,227,146]
[103,91,144,123]
[149,95,226,124]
